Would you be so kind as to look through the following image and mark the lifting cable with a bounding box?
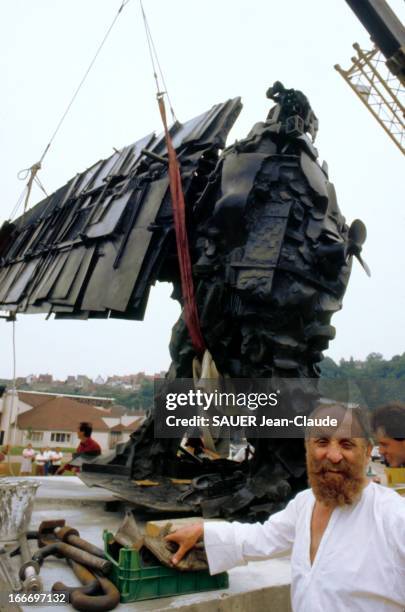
[10,0,132,220]
[5,317,19,476]
[5,0,131,468]
[140,0,206,357]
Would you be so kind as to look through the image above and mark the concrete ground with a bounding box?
[2,460,396,611]
[0,477,291,612]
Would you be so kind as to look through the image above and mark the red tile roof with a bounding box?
[18,392,55,408]
[109,418,144,432]
[17,396,110,432]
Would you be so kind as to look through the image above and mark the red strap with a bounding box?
[157,96,206,356]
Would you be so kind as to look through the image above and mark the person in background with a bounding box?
[35,448,46,476]
[43,446,53,476]
[372,402,405,467]
[49,447,63,475]
[56,422,101,475]
[75,422,101,457]
[20,442,35,476]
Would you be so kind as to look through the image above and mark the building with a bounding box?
[38,374,53,384]
[0,390,144,451]
[75,375,92,389]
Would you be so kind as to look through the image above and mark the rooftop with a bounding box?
[17,396,112,432]
[18,390,114,404]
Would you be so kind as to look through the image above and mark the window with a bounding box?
[31,432,43,442]
[50,433,71,443]
[110,431,122,449]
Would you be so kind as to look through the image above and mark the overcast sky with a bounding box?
[0,0,404,380]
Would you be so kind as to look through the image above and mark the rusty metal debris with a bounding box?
[33,520,120,611]
[36,520,111,574]
[17,534,43,593]
[52,560,120,612]
[112,512,208,572]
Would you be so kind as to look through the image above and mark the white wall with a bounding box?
[0,390,19,444]
[109,431,132,449]
[101,417,120,428]
[94,432,109,451]
[102,415,143,429]
[0,390,125,451]
[122,415,143,427]
[17,400,39,417]
[18,429,110,451]
[1,393,38,444]
[13,427,24,446]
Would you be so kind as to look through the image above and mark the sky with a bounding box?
[0,0,404,380]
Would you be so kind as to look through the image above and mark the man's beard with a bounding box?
[306,453,366,507]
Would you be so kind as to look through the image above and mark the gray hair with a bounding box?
[305,401,372,441]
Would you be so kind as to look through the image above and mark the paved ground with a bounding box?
[0,477,291,612]
[4,463,395,612]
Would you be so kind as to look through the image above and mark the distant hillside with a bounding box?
[3,352,404,411]
[0,379,154,412]
[320,353,405,409]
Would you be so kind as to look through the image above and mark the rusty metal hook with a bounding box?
[53,560,120,612]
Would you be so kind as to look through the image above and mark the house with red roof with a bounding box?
[0,390,144,450]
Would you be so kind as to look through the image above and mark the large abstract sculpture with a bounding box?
[0,84,366,519]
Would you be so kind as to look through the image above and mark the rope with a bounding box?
[139,0,177,122]
[34,175,48,198]
[41,0,132,165]
[9,0,131,220]
[9,187,28,222]
[139,2,204,354]
[157,95,205,356]
[6,318,19,476]
[12,318,16,385]
[18,162,42,214]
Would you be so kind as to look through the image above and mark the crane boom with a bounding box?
[345,0,405,60]
[336,0,404,155]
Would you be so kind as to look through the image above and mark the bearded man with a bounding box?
[166,404,405,612]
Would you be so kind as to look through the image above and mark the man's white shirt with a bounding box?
[50,451,63,466]
[204,482,405,612]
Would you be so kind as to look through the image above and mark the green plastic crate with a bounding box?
[103,530,229,603]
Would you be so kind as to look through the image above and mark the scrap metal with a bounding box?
[0,85,367,519]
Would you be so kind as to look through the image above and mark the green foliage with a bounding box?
[320,353,405,409]
[84,380,154,411]
[7,379,155,412]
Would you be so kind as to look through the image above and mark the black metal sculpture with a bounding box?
[0,84,367,519]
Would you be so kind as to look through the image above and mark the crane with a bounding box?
[335,0,405,155]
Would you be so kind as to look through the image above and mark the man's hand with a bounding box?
[164,523,204,566]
